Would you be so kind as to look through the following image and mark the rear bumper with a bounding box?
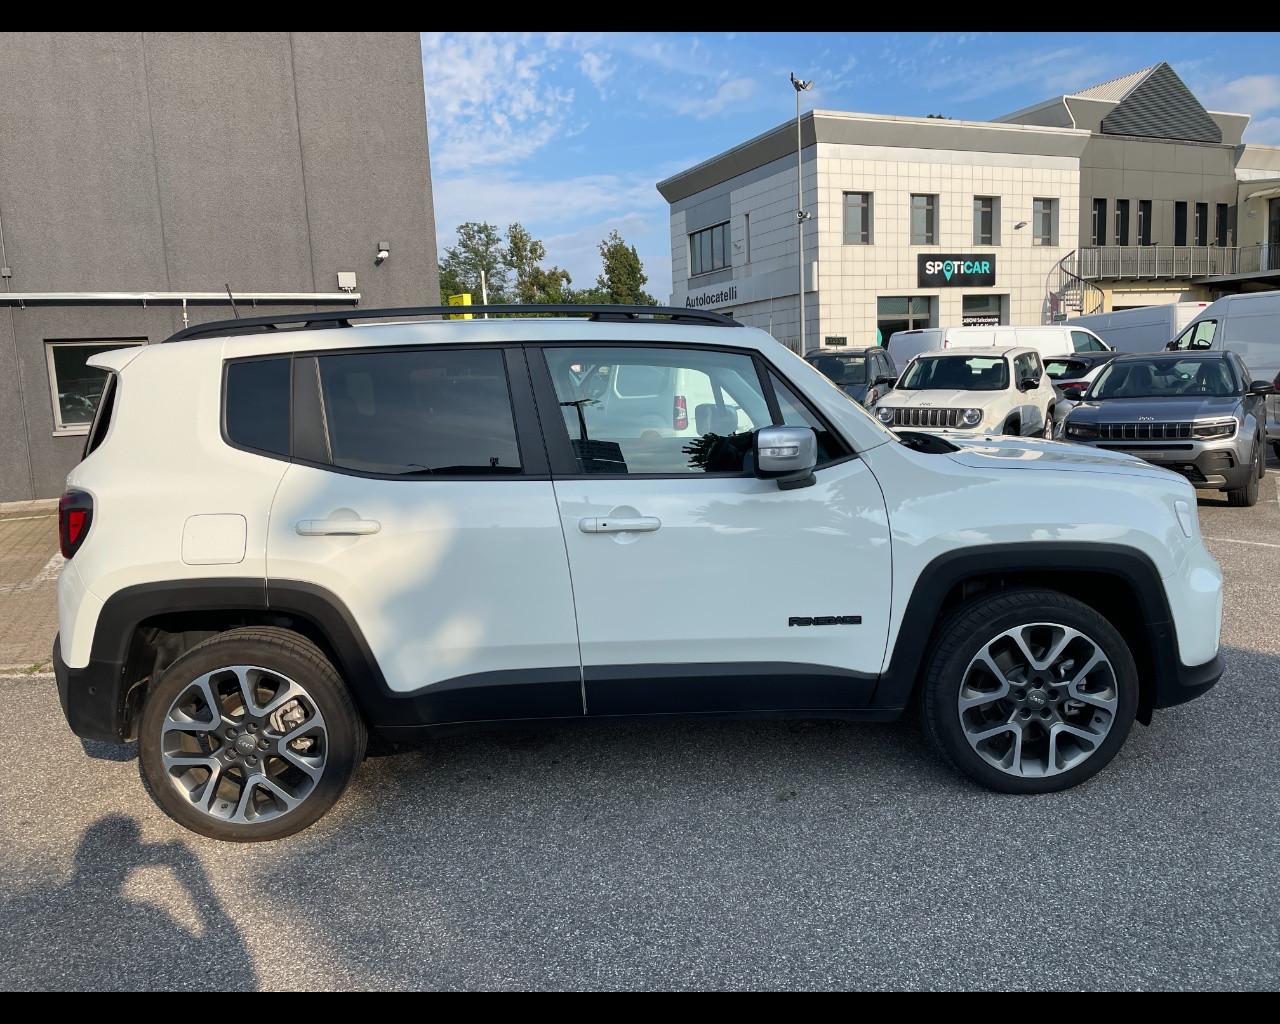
[53,633,131,742]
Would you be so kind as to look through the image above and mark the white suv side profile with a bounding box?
[875,347,1058,438]
[54,306,1224,841]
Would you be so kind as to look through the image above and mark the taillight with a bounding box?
[59,489,94,559]
[673,395,688,430]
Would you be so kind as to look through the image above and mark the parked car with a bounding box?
[1061,351,1274,506]
[875,347,1058,438]
[1069,302,1211,354]
[1163,292,1280,464]
[1044,352,1123,438]
[887,324,1111,368]
[55,305,1223,841]
[803,346,898,407]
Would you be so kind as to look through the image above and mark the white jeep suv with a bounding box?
[54,306,1224,841]
[875,347,1058,438]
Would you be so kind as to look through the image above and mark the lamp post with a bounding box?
[790,72,813,354]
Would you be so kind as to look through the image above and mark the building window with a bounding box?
[1032,198,1058,247]
[1216,204,1229,247]
[45,339,145,434]
[1174,202,1188,246]
[689,222,729,277]
[1138,200,1152,245]
[973,196,999,245]
[1115,200,1130,246]
[743,212,751,263]
[910,194,937,245]
[962,294,1005,326]
[876,296,934,345]
[843,191,873,245]
[1091,198,1107,246]
[1194,202,1208,246]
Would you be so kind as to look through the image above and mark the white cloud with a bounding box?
[578,51,614,96]
[670,77,758,119]
[1199,74,1280,115]
[1245,116,1280,145]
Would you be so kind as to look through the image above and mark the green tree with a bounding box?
[505,223,574,304]
[594,229,657,305]
[439,222,509,303]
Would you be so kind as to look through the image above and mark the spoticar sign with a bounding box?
[918,254,996,288]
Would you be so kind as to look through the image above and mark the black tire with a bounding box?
[1041,408,1056,439]
[1003,416,1021,437]
[1226,443,1261,507]
[1272,442,1280,463]
[138,626,367,842]
[919,588,1139,794]
[1259,436,1268,480]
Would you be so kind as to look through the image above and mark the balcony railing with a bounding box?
[1074,244,1278,280]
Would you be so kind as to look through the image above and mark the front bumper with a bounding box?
[53,633,132,743]
[1079,437,1247,489]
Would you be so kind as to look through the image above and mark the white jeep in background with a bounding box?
[53,306,1223,841]
[875,347,1058,438]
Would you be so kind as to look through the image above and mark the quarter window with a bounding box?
[45,339,145,434]
[317,348,521,476]
[226,357,291,456]
[689,222,730,276]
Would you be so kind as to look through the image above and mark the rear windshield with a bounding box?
[1090,358,1239,399]
[899,355,1008,392]
[805,353,868,385]
[1044,359,1087,381]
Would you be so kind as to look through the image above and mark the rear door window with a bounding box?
[317,348,521,476]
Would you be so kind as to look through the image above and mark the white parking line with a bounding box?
[0,514,56,522]
[1203,536,1280,550]
[0,553,64,595]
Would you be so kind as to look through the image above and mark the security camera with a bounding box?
[374,241,391,266]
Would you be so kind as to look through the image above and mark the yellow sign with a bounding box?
[446,293,473,319]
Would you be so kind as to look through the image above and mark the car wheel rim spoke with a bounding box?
[958,621,1117,778]
[160,663,328,825]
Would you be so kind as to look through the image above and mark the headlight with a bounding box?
[1192,419,1236,440]
[1065,422,1098,440]
[960,408,982,428]
[876,407,895,424]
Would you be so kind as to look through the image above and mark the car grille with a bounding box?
[890,407,965,428]
[1095,421,1193,440]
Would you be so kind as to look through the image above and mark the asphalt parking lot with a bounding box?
[2,455,1278,991]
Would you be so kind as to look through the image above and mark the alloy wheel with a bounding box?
[160,665,328,824]
[957,622,1118,778]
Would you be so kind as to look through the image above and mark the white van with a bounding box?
[1166,292,1280,457]
[887,324,1111,367]
[1069,302,1210,353]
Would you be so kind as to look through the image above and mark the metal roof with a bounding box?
[1071,65,1158,102]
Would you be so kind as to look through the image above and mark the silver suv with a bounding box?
[1061,351,1275,507]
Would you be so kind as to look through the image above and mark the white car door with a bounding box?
[531,342,893,716]
[265,345,583,725]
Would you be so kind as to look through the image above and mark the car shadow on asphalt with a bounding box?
[0,814,257,991]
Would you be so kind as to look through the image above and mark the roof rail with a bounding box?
[161,303,742,343]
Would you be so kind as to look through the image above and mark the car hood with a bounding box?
[840,382,870,402]
[886,389,1007,409]
[1069,395,1241,424]
[944,435,1185,483]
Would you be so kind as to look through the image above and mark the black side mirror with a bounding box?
[1019,376,1039,391]
[1061,385,1085,401]
[1164,341,1179,351]
[1248,380,1276,396]
[873,374,897,387]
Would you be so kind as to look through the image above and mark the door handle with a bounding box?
[579,516,661,534]
[296,518,381,537]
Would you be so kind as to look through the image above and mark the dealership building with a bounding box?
[0,32,439,501]
[658,62,1280,353]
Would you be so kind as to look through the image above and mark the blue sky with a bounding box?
[421,32,1280,299]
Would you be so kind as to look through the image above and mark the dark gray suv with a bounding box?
[1062,351,1274,507]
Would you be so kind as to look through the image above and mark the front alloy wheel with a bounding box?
[920,588,1138,793]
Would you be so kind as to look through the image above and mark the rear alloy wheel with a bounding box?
[920,589,1138,793]
[1041,412,1055,439]
[1226,442,1261,507]
[138,627,366,841]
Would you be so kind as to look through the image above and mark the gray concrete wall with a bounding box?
[0,32,437,499]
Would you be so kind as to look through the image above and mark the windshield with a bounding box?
[806,353,868,385]
[899,355,1008,392]
[1089,358,1239,399]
